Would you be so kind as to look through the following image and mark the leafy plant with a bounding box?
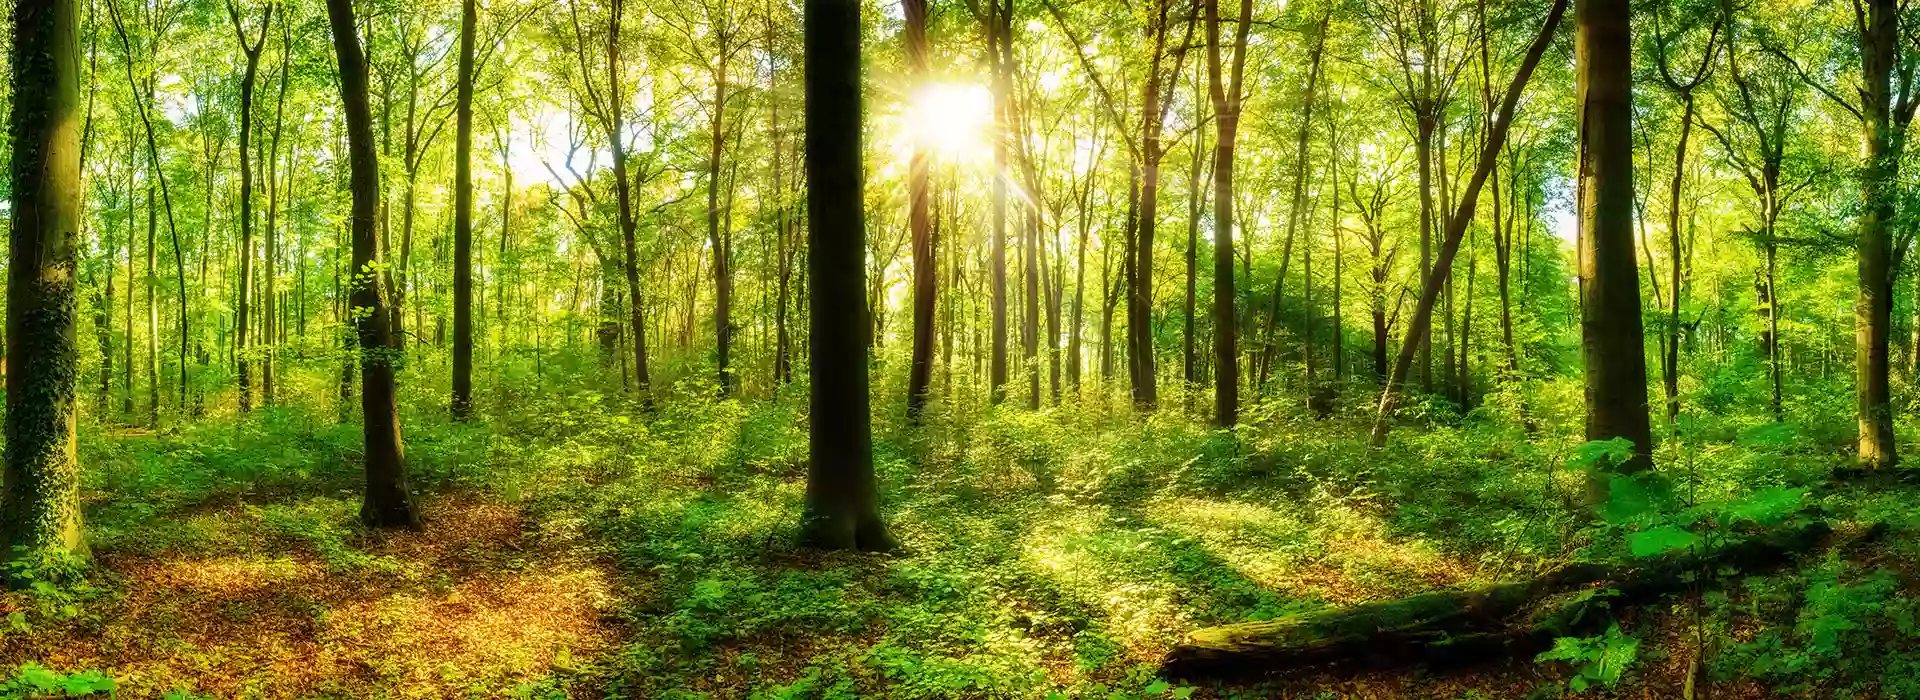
[1535,623,1641,692]
[0,663,114,699]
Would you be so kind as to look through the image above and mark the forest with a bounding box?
[1,0,1919,695]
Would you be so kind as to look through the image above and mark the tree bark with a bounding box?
[326,0,420,529]
[451,0,477,420]
[708,24,736,396]
[1575,0,1655,500]
[1163,518,1851,678]
[227,1,268,415]
[1205,0,1251,427]
[904,0,935,417]
[605,0,653,400]
[1856,0,1901,469]
[988,0,1010,406]
[5,0,88,564]
[801,0,895,551]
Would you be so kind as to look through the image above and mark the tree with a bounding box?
[1647,5,1720,424]
[1575,0,1655,500]
[5,0,89,565]
[1369,0,1566,447]
[904,0,935,419]
[602,0,654,400]
[452,0,477,420]
[1849,0,1910,469]
[1255,13,1327,391]
[800,0,895,552]
[227,0,270,415]
[1204,0,1251,427]
[327,0,421,529]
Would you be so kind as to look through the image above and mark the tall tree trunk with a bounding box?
[604,0,653,400]
[767,11,793,387]
[1184,64,1205,396]
[988,0,1009,406]
[1496,148,1521,375]
[1856,0,1901,469]
[227,2,267,414]
[1026,211,1042,410]
[1206,0,1251,426]
[5,0,87,563]
[1068,163,1093,393]
[905,0,935,418]
[709,34,735,396]
[326,0,420,529]
[145,184,158,426]
[264,25,289,408]
[801,0,895,551]
[1575,0,1655,500]
[1129,0,1191,410]
[451,0,477,420]
[108,4,189,420]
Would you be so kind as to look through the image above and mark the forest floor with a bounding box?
[0,381,1916,699]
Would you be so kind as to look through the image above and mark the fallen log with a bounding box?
[1161,519,1874,678]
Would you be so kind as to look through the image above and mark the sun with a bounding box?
[902,83,995,164]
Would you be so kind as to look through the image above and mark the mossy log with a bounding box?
[1162,520,1861,678]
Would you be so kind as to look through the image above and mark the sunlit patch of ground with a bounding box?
[1,493,617,698]
[1020,506,1205,662]
[1145,496,1476,605]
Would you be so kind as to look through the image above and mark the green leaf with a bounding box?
[1736,422,1800,450]
[1628,525,1701,557]
[1144,680,1171,695]
[1724,486,1807,525]
[1603,473,1678,524]
[1569,438,1636,470]
[17,663,61,692]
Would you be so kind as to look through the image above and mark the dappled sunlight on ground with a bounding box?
[1020,507,1200,662]
[1146,496,1475,605]
[1,494,617,698]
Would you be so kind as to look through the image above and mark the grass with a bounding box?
[1,364,1918,698]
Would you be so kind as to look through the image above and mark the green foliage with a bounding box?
[1713,559,1920,693]
[1535,623,1641,693]
[0,664,114,699]
[0,548,100,630]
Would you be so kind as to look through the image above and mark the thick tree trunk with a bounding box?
[800,0,895,551]
[1575,0,1655,501]
[327,0,420,530]
[1205,0,1251,427]
[1857,0,1900,469]
[1127,0,1192,411]
[4,0,88,563]
[1163,519,1852,678]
